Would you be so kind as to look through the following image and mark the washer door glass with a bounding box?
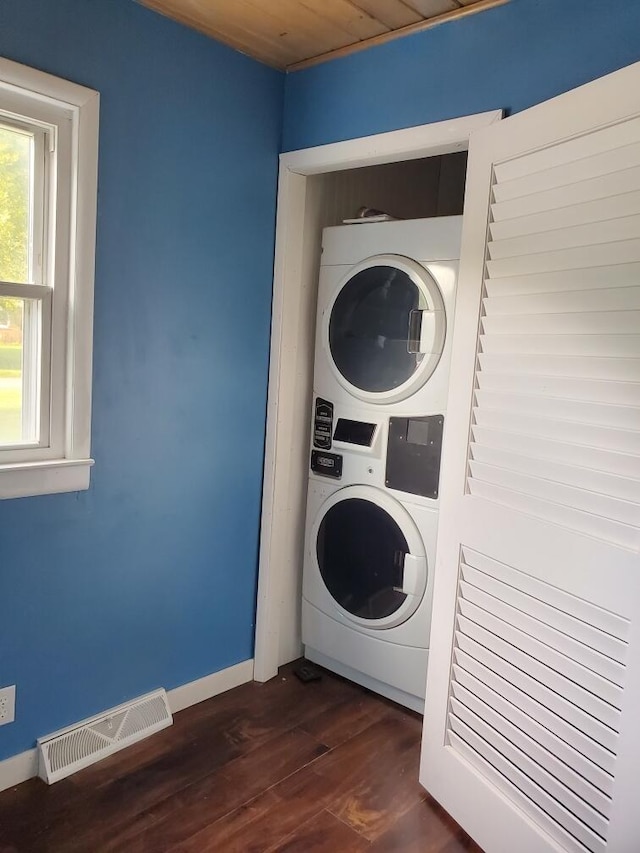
[329,264,432,394]
[316,498,408,620]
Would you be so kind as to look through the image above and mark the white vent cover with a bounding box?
[37,689,172,783]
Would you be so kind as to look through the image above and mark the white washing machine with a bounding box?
[302,416,440,713]
[314,216,462,416]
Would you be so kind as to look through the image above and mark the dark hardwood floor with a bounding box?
[0,662,482,852]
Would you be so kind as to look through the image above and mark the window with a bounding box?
[0,57,98,499]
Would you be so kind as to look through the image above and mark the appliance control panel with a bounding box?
[313,398,334,449]
[385,415,444,499]
[311,450,343,479]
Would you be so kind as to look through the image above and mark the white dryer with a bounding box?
[314,216,462,416]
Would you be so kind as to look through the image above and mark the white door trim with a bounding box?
[254,110,503,682]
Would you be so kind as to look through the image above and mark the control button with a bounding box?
[313,398,334,450]
[311,450,342,479]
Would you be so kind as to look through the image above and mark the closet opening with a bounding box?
[255,113,501,683]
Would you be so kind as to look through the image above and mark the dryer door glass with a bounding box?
[329,265,430,393]
[317,498,408,619]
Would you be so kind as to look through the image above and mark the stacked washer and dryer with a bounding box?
[301,216,463,713]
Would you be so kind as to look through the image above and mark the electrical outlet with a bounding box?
[0,685,16,725]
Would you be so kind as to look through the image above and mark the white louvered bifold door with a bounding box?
[420,61,640,853]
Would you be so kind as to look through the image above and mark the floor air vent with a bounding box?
[37,689,172,783]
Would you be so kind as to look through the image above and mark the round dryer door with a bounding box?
[326,254,446,404]
[313,485,427,630]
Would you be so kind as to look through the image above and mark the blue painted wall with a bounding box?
[2,0,640,766]
[283,0,640,151]
[0,0,283,761]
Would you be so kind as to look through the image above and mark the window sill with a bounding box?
[0,458,94,500]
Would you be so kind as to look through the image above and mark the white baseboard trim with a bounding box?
[0,748,37,794]
[0,658,255,793]
[167,659,254,714]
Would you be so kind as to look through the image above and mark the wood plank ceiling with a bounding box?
[139,0,509,70]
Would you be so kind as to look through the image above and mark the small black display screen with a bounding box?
[333,418,376,446]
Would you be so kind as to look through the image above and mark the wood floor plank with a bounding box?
[271,809,370,852]
[100,728,330,852]
[171,763,341,852]
[168,788,283,853]
[369,795,483,852]
[296,690,389,749]
[222,726,329,794]
[298,705,425,844]
[324,720,424,841]
[312,712,422,791]
[0,775,83,841]
[97,767,249,853]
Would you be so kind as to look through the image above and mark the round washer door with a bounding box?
[325,254,445,404]
[312,485,427,630]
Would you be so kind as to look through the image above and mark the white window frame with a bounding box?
[0,57,99,499]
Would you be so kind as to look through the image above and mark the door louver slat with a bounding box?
[471,135,640,548]
[458,567,627,675]
[476,373,640,407]
[474,389,639,431]
[450,693,610,833]
[468,480,637,550]
[447,550,628,852]
[479,333,640,358]
[469,443,639,504]
[460,547,629,640]
[483,284,640,314]
[472,406,640,455]
[493,143,640,203]
[490,191,640,240]
[448,727,606,853]
[457,604,623,716]
[455,632,619,756]
[482,309,640,336]
[489,214,640,259]
[458,581,624,687]
[450,681,612,817]
[486,239,640,278]
[477,352,640,382]
[493,115,640,182]
[471,426,640,480]
[485,263,640,297]
[452,658,615,790]
[468,460,638,528]
[491,166,640,221]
